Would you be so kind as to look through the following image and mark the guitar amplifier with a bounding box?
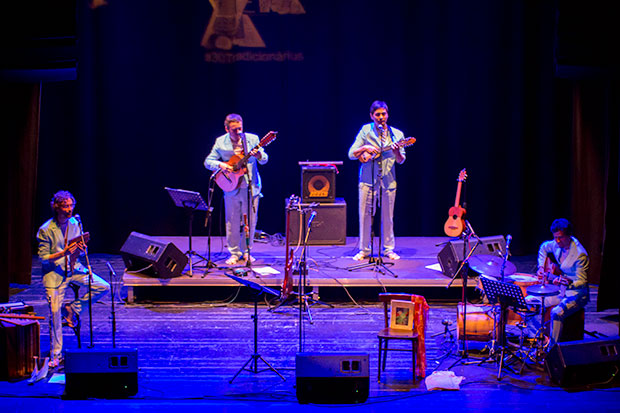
[287,198,346,245]
[301,165,337,203]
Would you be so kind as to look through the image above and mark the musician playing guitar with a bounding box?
[204,113,269,266]
[532,218,589,348]
[348,100,411,261]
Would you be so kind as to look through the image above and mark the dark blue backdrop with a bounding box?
[35,0,573,255]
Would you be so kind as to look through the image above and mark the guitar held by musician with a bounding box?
[358,136,417,163]
[214,131,277,192]
[443,168,467,237]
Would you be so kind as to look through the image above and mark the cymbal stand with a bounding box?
[347,125,396,277]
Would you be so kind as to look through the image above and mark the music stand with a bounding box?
[165,187,209,276]
[479,276,528,380]
[226,273,285,383]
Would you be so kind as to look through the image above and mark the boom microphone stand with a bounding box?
[75,215,95,348]
[240,132,256,271]
[201,174,219,276]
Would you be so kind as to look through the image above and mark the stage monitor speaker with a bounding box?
[437,235,506,278]
[545,337,620,386]
[301,165,336,203]
[296,352,369,404]
[287,198,346,245]
[120,232,188,278]
[64,348,138,398]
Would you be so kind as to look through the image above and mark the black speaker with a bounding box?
[437,235,506,278]
[301,165,336,203]
[120,232,188,278]
[287,198,346,245]
[296,352,369,404]
[64,348,138,398]
[545,337,620,386]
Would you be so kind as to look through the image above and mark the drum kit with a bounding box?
[465,255,561,370]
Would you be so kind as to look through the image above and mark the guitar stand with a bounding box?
[165,187,210,277]
[226,273,285,383]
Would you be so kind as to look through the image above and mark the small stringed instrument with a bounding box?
[214,131,277,191]
[443,169,467,237]
[359,136,417,163]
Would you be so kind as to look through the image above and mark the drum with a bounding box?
[505,273,539,325]
[456,303,498,342]
[506,273,539,298]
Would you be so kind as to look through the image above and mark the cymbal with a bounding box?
[526,284,560,297]
[468,255,516,277]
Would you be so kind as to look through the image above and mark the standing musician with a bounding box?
[37,191,110,368]
[348,100,406,261]
[204,113,269,265]
[532,218,589,348]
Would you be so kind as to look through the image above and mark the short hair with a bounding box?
[50,191,75,216]
[370,100,388,114]
[550,218,573,235]
[224,113,243,129]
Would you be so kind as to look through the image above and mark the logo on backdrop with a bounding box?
[202,0,305,63]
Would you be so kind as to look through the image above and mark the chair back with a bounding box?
[379,293,416,328]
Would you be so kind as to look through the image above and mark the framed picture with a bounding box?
[390,300,415,330]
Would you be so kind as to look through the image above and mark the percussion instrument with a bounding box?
[469,255,516,278]
[526,284,560,297]
[506,273,539,298]
[456,303,498,342]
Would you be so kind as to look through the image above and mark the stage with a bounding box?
[1,243,618,411]
[122,236,520,302]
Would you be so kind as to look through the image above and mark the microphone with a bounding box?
[307,211,317,228]
[506,234,512,250]
[73,214,81,223]
[106,261,116,277]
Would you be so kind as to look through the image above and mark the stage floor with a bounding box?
[122,236,537,302]
[2,252,619,411]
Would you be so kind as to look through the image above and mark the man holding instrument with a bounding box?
[531,218,589,348]
[204,113,269,265]
[348,100,406,261]
[37,191,109,367]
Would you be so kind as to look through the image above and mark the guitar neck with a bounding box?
[453,181,463,207]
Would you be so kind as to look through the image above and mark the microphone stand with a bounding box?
[240,132,255,272]
[76,217,95,349]
[106,262,117,348]
[202,174,219,277]
[347,123,396,276]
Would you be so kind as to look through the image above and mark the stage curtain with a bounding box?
[0,82,40,301]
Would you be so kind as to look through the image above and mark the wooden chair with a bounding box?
[377,293,428,382]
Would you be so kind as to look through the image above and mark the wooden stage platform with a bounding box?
[122,236,520,302]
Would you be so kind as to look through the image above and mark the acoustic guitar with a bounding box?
[213,131,277,192]
[359,136,417,163]
[443,169,467,237]
[542,253,570,287]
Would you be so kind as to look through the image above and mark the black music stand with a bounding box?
[226,273,285,383]
[479,276,529,380]
[165,187,209,276]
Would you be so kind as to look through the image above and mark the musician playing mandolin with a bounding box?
[531,218,589,348]
[348,100,408,261]
[204,113,269,265]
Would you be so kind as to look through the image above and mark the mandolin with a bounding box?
[213,131,277,192]
[443,169,467,237]
[359,136,417,163]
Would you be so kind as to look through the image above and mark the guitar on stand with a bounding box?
[444,168,468,237]
[214,131,277,191]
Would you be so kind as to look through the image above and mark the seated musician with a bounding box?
[528,218,589,348]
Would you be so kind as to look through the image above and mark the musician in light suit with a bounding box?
[204,113,268,265]
[37,191,109,368]
[532,218,589,348]
[348,101,406,262]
